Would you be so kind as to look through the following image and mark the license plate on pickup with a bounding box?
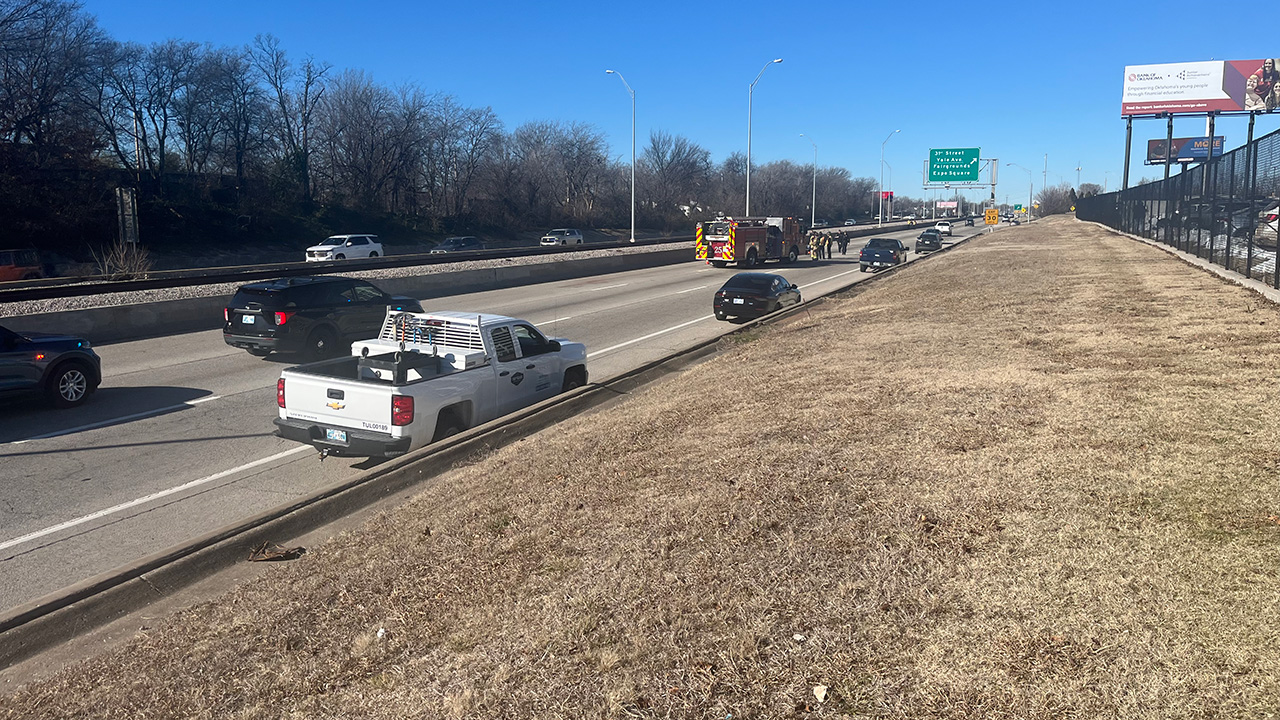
[241,314,255,324]
[325,428,347,443]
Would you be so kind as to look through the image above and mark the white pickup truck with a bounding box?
[273,310,588,457]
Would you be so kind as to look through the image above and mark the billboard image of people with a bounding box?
[1122,60,1279,115]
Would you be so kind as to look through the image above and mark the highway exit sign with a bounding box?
[1014,204,1023,210]
[984,208,999,225]
[929,148,980,182]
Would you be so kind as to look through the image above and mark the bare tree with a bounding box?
[250,34,328,202]
[210,47,264,188]
[139,39,199,177]
[639,130,711,224]
[1036,182,1074,216]
[0,0,104,155]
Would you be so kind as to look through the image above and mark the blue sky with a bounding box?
[81,0,1275,206]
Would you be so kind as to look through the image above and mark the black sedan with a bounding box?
[223,276,423,359]
[916,228,943,253]
[0,324,102,408]
[713,272,801,321]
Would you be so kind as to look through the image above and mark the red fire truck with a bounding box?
[695,216,804,267]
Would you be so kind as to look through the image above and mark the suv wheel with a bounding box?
[369,251,379,257]
[48,362,92,408]
[334,254,345,260]
[305,327,339,360]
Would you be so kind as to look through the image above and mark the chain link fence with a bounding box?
[1076,125,1280,287]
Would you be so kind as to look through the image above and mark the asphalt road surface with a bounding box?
[0,223,990,613]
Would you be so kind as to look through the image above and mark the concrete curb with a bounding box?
[3,247,692,346]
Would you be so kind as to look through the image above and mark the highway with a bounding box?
[0,223,987,613]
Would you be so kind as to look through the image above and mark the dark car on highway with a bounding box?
[223,276,423,359]
[0,324,102,408]
[916,228,943,253]
[713,272,802,321]
[430,236,486,254]
[859,237,908,272]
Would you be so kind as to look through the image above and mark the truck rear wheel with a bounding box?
[744,248,758,267]
[787,246,799,263]
[432,408,467,442]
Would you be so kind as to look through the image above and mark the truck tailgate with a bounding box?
[280,371,396,435]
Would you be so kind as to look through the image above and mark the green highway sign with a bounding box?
[1014,204,1023,210]
[928,147,980,183]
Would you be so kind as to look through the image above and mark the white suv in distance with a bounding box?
[934,221,953,236]
[305,234,382,261]
[540,228,584,246]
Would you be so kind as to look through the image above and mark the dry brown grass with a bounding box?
[7,216,1280,718]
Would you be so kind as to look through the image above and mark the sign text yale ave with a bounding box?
[928,148,980,183]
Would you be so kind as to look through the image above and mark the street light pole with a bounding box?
[800,133,816,227]
[1007,162,1033,219]
[885,161,893,219]
[605,70,635,243]
[878,129,900,227]
[746,58,782,216]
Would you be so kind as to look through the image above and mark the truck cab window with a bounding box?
[512,324,547,356]
[491,327,517,362]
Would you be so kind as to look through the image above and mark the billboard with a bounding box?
[1145,136,1225,164]
[936,201,958,208]
[1122,59,1280,116]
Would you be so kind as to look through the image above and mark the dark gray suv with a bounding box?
[0,324,102,408]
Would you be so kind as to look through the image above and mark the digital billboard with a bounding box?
[1145,136,1225,164]
[1122,60,1279,116]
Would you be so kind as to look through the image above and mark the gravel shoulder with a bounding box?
[6,217,1280,718]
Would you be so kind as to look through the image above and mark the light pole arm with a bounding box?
[746,59,781,217]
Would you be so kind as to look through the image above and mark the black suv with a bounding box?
[0,324,102,408]
[916,228,942,253]
[223,276,423,358]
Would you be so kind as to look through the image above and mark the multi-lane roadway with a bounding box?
[0,223,988,613]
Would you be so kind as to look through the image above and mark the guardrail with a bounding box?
[0,236,694,304]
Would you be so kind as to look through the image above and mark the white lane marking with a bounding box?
[799,267,866,288]
[0,445,309,553]
[588,315,713,358]
[585,283,629,292]
[675,285,708,294]
[9,395,224,445]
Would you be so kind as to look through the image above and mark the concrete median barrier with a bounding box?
[3,246,691,345]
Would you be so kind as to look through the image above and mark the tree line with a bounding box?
[0,0,884,251]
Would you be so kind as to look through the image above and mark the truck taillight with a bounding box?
[277,378,285,408]
[392,394,414,426]
[224,307,229,322]
[274,311,294,325]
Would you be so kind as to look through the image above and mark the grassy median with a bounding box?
[5,215,1280,718]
